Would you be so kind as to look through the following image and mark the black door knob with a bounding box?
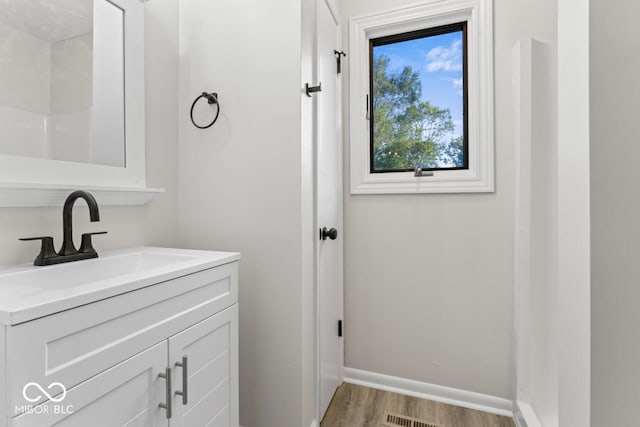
[320,227,338,241]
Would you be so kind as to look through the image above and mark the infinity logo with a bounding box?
[22,382,67,403]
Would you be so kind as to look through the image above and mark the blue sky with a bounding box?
[373,30,464,139]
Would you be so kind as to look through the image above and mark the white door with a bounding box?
[168,305,239,427]
[11,342,168,427]
[316,0,343,420]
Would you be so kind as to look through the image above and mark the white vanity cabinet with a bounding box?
[0,247,240,427]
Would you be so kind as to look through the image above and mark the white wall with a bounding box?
[513,39,559,427]
[590,0,639,424]
[0,104,47,159]
[557,0,591,425]
[49,33,93,164]
[301,0,318,425]
[176,1,314,426]
[91,0,125,167]
[50,33,92,114]
[0,0,179,267]
[339,0,556,399]
[0,20,50,114]
[0,20,50,159]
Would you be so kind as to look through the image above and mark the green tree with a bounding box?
[442,135,464,167]
[372,55,462,170]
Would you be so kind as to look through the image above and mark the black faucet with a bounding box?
[59,190,100,256]
[20,190,107,266]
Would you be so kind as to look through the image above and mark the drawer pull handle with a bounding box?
[175,356,188,405]
[158,367,172,419]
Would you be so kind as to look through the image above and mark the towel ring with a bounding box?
[190,92,220,129]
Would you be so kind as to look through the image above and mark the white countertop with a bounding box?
[0,246,240,325]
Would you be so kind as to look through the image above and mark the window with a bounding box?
[349,0,494,194]
[370,23,468,173]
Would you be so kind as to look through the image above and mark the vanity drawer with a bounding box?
[5,261,238,416]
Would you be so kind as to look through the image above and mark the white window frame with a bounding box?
[348,0,494,194]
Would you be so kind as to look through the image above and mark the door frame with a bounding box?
[314,0,344,423]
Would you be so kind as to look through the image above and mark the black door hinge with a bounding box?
[338,320,343,337]
[334,50,346,74]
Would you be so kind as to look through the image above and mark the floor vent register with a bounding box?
[382,412,441,427]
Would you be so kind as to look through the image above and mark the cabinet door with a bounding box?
[168,305,238,427]
[11,341,169,427]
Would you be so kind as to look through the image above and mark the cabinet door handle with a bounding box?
[175,356,188,405]
[158,367,172,419]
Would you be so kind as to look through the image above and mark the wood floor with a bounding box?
[321,383,515,427]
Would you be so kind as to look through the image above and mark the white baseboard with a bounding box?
[343,367,513,418]
[513,401,543,427]
[240,419,317,427]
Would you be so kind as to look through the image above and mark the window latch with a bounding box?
[414,167,434,177]
[366,95,370,120]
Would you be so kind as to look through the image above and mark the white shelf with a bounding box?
[0,183,164,207]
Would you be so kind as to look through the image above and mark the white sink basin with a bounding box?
[0,247,240,325]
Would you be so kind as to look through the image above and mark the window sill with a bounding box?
[351,168,493,194]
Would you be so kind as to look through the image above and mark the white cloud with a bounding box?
[440,77,464,92]
[426,39,463,72]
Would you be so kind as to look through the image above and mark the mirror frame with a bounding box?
[0,0,162,206]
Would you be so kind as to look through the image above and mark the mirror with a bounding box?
[0,0,126,167]
[0,0,151,206]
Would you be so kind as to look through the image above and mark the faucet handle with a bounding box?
[19,236,58,265]
[79,231,107,255]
